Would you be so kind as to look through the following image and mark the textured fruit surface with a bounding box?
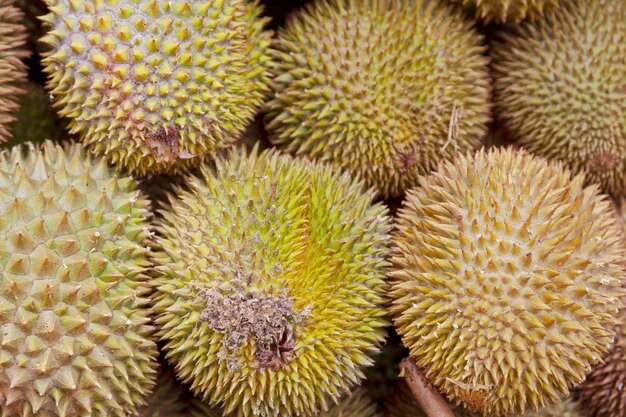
[135,364,220,417]
[7,81,69,147]
[41,0,272,177]
[388,147,625,416]
[449,0,560,23]
[0,0,29,142]
[0,141,158,416]
[265,0,491,198]
[153,147,391,417]
[321,388,381,417]
[491,0,626,195]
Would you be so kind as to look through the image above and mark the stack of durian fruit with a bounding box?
[0,0,624,416]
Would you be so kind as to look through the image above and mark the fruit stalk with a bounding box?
[400,358,455,417]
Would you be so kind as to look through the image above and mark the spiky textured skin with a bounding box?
[321,388,381,417]
[41,0,272,177]
[388,148,625,416]
[7,82,69,147]
[449,0,560,23]
[136,365,220,417]
[0,141,158,416]
[265,0,491,198]
[0,0,29,143]
[491,0,626,195]
[153,148,391,417]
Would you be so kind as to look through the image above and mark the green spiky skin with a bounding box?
[136,364,220,417]
[388,147,625,416]
[265,0,491,198]
[0,141,158,416]
[6,81,70,147]
[491,0,626,195]
[153,147,391,417]
[449,0,560,23]
[0,0,29,143]
[321,388,382,417]
[40,0,272,177]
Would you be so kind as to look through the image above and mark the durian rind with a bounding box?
[153,147,391,417]
[389,147,625,416]
[450,0,560,23]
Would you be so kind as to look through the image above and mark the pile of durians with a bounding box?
[0,0,624,416]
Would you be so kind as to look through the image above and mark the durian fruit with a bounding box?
[388,147,625,416]
[0,141,159,416]
[449,0,560,23]
[0,0,29,142]
[5,81,69,147]
[321,388,382,417]
[135,364,220,417]
[40,0,272,177]
[153,147,391,417]
[491,0,626,195]
[265,0,491,198]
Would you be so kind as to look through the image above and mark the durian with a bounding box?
[40,0,272,177]
[0,141,158,416]
[6,81,70,147]
[152,147,391,417]
[0,0,29,142]
[491,0,626,195]
[449,0,560,23]
[264,0,491,198]
[321,388,381,417]
[388,147,625,416]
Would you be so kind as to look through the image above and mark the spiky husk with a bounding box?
[6,81,69,147]
[265,0,491,198]
[388,147,625,416]
[491,0,626,195]
[449,0,560,23]
[0,0,29,142]
[152,147,391,417]
[321,388,381,417]
[135,364,220,417]
[16,0,48,47]
[40,0,272,177]
[0,141,158,416]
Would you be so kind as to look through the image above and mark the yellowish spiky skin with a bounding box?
[449,0,560,23]
[0,0,29,143]
[321,388,381,417]
[388,147,625,416]
[265,0,491,198]
[491,0,626,195]
[0,141,158,416]
[40,0,272,177]
[152,147,391,417]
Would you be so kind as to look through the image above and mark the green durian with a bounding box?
[152,146,391,417]
[265,0,491,198]
[0,141,159,416]
[40,0,272,177]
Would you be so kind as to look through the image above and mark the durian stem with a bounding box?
[400,358,456,417]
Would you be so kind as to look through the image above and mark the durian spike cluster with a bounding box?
[152,147,391,417]
[265,0,491,198]
[40,0,272,177]
[321,388,381,417]
[0,0,29,143]
[0,141,159,417]
[491,0,626,195]
[389,147,625,416]
[449,0,561,23]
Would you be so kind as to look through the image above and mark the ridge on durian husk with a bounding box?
[0,0,29,143]
[491,0,626,195]
[449,0,561,23]
[5,81,70,147]
[388,147,625,416]
[0,141,158,416]
[265,0,491,198]
[152,146,391,417]
[40,0,272,177]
